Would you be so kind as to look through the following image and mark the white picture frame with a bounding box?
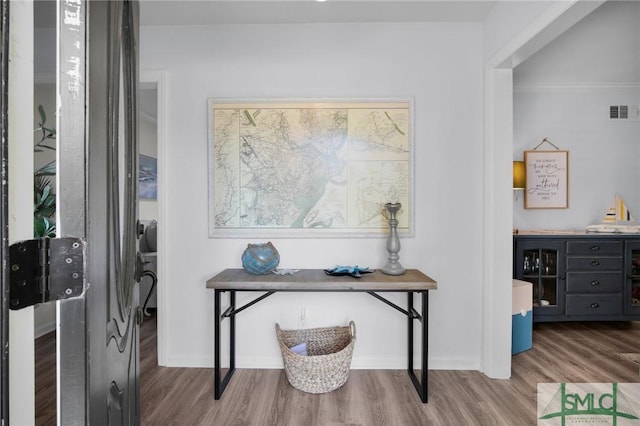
[207,98,415,238]
[524,150,569,209]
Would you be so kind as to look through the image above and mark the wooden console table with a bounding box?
[206,268,437,402]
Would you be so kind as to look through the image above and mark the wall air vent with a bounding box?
[609,105,639,120]
[610,105,620,119]
[620,105,629,119]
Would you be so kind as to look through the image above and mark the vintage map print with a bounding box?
[208,100,413,237]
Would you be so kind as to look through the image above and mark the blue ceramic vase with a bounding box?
[241,242,280,274]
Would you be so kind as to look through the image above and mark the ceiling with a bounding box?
[35,1,497,28]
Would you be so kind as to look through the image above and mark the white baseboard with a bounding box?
[165,354,480,371]
[429,357,480,371]
[164,355,213,368]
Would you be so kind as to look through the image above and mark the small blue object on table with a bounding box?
[324,265,374,278]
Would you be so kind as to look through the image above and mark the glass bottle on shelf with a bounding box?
[515,241,563,315]
[547,252,556,275]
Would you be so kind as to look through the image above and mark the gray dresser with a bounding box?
[514,232,640,322]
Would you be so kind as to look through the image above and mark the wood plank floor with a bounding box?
[35,316,640,425]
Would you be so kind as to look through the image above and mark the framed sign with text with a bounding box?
[524,150,569,209]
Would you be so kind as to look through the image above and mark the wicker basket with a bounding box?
[275,321,356,394]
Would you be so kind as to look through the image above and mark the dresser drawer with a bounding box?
[566,241,622,255]
[566,294,622,316]
[566,272,623,293]
[566,256,622,270]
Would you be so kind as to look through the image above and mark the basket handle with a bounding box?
[349,321,356,338]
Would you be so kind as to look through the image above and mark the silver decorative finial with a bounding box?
[381,202,405,275]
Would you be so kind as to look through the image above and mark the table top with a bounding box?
[206,268,437,291]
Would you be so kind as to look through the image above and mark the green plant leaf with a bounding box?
[35,207,55,219]
[35,143,56,152]
[35,161,56,176]
[34,175,56,217]
[34,217,46,237]
[34,216,56,238]
[34,175,52,192]
[41,185,50,201]
[33,106,57,238]
[38,104,46,126]
[43,195,55,208]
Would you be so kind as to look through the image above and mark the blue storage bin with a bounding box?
[512,279,532,355]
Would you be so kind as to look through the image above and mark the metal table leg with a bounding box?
[213,288,429,402]
[214,290,236,399]
[407,291,429,402]
[421,290,429,402]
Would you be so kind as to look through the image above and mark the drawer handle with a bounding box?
[591,245,600,251]
[591,280,600,286]
[591,260,600,267]
[590,303,600,309]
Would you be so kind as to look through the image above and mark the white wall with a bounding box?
[483,0,556,63]
[514,1,640,231]
[141,22,484,369]
[514,1,640,86]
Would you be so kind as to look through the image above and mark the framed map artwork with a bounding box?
[208,99,414,238]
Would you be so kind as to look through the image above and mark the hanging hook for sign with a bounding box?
[532,137,560,151]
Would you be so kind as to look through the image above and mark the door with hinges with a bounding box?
[2,1,141,423]
[45,0,142,425]
[56,0,142,424]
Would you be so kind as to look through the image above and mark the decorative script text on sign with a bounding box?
[524,150,569,209]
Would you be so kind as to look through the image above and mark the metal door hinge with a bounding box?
[9,237,85,310]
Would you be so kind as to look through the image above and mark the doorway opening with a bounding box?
[139,83,159,320]
[139,71,167,367]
